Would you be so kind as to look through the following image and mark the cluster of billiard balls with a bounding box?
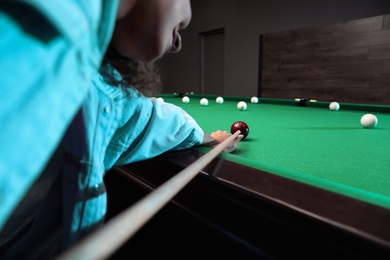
[329,101,378,129]
[182,95,259,111]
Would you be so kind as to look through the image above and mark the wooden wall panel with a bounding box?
[384,14,390,30]
[369,44,390,60]
[262,14,390,104]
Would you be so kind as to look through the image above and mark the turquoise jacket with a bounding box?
[0,0,204,256]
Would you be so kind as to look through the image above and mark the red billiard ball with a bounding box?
[231,121,249,140]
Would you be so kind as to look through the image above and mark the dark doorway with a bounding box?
[200,28,225,95]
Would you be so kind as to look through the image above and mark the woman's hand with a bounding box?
[203,130,244,153]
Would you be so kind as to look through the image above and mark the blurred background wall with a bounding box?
[158,0,390,104]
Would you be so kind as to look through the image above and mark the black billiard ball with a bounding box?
[231,121,249,140]
[296,98,308,106]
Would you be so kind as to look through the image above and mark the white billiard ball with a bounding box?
[237,101,247,111]
[182,96,190,103]
[329,101,340,111]
[216,96,224,104]
[250,96,259,104]
[200,98,209,106]
[156,97,164,102]
[360,114,378,129]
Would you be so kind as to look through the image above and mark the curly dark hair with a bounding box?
[100,44,162,97]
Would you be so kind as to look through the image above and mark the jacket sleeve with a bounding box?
[0,0,116,231]
[104,96,204,168]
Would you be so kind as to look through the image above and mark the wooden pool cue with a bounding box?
[56,130,241,260]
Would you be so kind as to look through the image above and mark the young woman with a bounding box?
[0,1,242,258]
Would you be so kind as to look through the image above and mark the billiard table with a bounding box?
[104,94,390,259]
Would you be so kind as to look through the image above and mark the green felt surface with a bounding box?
[158,94,390,209]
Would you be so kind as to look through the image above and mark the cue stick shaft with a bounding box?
[56,130,241,260]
